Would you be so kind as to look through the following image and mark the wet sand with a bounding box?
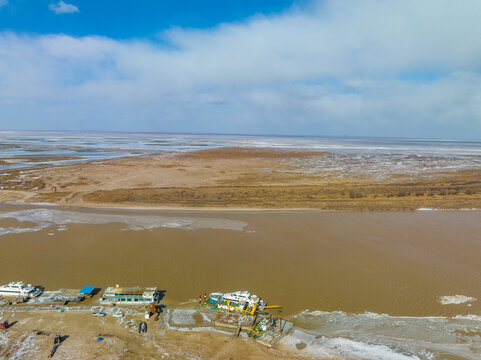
[0,204,479,318]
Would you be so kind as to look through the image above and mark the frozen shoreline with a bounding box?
[2,303,480,359]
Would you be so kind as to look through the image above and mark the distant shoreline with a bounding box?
[5,201,480,213]
[0,146,479,211]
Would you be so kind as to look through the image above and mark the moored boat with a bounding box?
[200,290,267,315]
[0,281,43,298]
[99,285,160,305]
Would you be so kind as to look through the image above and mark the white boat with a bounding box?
[220,291,266,307]
[0,281,43,298]
[93,312,107,317]
[206,291,267,311]
[201,290,269,314]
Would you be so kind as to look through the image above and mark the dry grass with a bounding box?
[82,179,481,211]
[180,147,327,159]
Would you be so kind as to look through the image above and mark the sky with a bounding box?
[0,0,480,139]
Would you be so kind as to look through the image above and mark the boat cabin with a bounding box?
[99,285,160,305]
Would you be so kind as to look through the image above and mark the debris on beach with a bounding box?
[138,321,147,333]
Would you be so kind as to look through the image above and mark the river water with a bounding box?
[0,203,479,359]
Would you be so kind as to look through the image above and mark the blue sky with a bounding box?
[0,0,480,139]
[0,0,301,39]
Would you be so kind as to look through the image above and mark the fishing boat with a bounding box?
[0,281,43,298]
[199,290,267,315]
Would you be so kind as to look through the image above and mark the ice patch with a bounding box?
[416,208,480,211]
[452,315,481,322]
[200,311,211,323]
[0,208,248,236]
[282,330,426,360]
[170,309,197,325]
[292,309,481,359]
[0,225,46,236]
[439,295,477,305]
[177,298,199,306]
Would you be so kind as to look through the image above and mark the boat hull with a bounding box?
[199,306,223,314]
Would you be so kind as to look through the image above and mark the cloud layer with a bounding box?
[49,1,79,15]
[1,0,481,138]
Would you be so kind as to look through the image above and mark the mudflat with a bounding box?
[0,147,479,210]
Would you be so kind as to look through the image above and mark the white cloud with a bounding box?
[1,0,481,138]
[0,0,9,9]
[49,1,79,15]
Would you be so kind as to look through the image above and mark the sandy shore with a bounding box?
[0,147,479,211]
[0,306,316,359]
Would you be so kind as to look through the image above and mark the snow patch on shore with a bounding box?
[0,333,37,360]
[281,329,428,360]
[170,309,197,326]
[291,309,481,359]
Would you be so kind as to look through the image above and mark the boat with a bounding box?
[0,281,43,298]
[92,311,107,317]
[200,291,290,347]
[99,285,161,305]
[200,290,267,315]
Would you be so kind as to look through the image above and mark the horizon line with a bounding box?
[0,128,480,143]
